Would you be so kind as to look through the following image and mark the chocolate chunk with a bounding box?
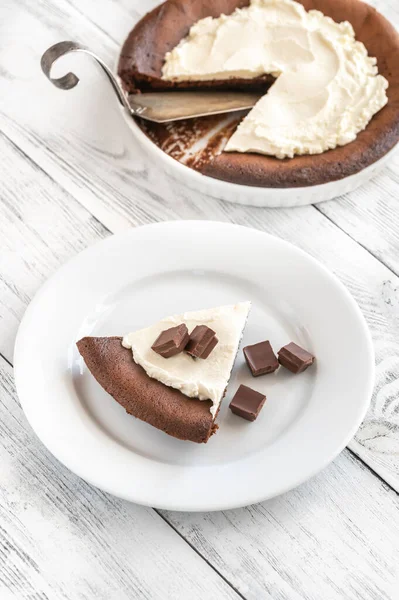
[278,342,315,374]
[151,324,189,358]
[229,384,266,422]
[243,340,279,376]
[186,325,218,359]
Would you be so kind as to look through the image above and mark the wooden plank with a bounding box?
[0,133,110,363]
[63,0,144,44]
[0,355,239,600]
[1,0,399,489]
[163,451,399,600]
[316,148,399,277]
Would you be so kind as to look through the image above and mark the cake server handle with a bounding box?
[40,41,132,113]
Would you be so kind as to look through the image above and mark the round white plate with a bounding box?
[14,221,374,511]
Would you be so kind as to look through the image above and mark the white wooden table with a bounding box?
[1,1,399,598]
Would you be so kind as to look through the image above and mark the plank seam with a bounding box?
[0,352,12,369]
[0,131,113,237]
[347,447,399,496]
[154,509,247,600]
[314,204,399,279]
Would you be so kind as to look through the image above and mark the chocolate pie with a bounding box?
[118,0,399,187]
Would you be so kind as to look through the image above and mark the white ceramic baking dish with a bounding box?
[41,40,398,209]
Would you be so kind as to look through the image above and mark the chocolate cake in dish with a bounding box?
[118,0,275,93]
[118,0,399,188]
[77,302,250,443]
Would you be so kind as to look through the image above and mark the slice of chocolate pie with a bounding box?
[77,302,251,443]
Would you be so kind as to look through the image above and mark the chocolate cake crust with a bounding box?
[118,0,399,188]
[118,0,274,93]
[77,336,217,443]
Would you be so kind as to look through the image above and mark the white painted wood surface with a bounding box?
[0,357,240,600]
[1,0,399,598]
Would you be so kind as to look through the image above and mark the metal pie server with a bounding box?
[41,41,262,123]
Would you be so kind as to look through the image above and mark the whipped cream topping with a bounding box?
[162,0,388,159]
[122,302,251,417]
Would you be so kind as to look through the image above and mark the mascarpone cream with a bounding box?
[162,0,388,159]
[122,302,251,417]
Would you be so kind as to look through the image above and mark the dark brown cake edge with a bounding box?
[77,336,217,443]
[117,0,273,94]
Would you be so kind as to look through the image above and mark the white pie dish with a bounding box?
[14,221,374,511]
[124,111,397,208]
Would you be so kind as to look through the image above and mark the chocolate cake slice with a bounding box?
[77,302,251,443]
[77,337,216,443]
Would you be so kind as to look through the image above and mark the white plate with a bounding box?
[14,221,374,511]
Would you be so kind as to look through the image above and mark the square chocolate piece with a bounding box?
[229,384,266,422]
[243,340,279,376]
[151,324,189,358]
[186,325,218,359]
[278,342,315,374]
